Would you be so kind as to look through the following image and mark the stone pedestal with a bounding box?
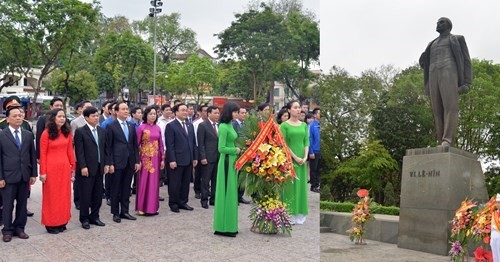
[397,147,488,255]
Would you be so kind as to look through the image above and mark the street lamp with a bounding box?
[149,0,163,102]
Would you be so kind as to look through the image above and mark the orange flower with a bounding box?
[265,177,271,182]
[357,189,369,197]
[483,235,490,244]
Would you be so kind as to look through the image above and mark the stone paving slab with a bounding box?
[320,232,450,262]
[0,180,320,261]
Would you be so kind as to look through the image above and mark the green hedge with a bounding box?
[320,201,400,216]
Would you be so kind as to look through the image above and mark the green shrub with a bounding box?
[371,205,400,215]
[320,201,400,216]
[320,201,355,212]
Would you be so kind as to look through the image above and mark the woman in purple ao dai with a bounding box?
[136,106,164,215]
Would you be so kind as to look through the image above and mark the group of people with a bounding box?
[0,94,320,241]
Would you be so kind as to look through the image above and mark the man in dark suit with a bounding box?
[232,107,250,204]
[419,17,472,147]
[166,103,198,213]
[105,102,140,223]
[0,96,35,224]
[197,106,220,209]
[74,107,108,229]
[36,97,64,160]
[0,105,37,242]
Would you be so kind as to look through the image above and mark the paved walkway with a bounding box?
[320,232,450,262]
[0,182,320,261]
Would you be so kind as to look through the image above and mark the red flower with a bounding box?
[474,246,493,262]
[357,189,369,198]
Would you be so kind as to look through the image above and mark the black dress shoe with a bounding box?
[26,210,34,217]
[14,231,29,239]
[3,234,12,242]
[106,199,111,206]
[194,192,201,199]
[170,207,180,213]
[120,213,137,220]
[214,231,237,237]
[209,202,215,206]
[201,202,209,209]
[58,225,67,232]
[238,198,251,204]
[45,226,60,234]
[89,219,105,226]
[179,204,194,211]
[81,221,90,230]
[113,215,121,223]
[159,197,165,201]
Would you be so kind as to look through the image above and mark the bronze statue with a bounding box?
[419,17,472,147]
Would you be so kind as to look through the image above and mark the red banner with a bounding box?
[235,114,296,178]
[235,115,275,170]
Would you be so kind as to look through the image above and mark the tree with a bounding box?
[333,140,399,204]
[93,30,153,101]
[278,9,320,102]
[218,60,254,100]
[457,59,500,160]
[45,69,98,103]
[177,54,219,105]
[134,13,198,65]
[215,3,288,103]
[0,0,99,117]
[369,65,436,166]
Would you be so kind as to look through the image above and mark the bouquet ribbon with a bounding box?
[235,114,296,178]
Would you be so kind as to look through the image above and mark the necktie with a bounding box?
[212,123,218,137]
[182,121,188,135]
[14,130,21,150]
[92,128,100,163]
[121,121,129,142]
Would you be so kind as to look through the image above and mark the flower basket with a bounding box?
[249,196,292,235]
[347,189,373,245]
[235,114,296,235]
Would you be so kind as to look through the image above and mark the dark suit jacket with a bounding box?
[36,115,47,159]
[165,119,198,166]
[197,120,219,163]
[419,34,472,96]
[0,129,37,183]
[74,125,108,176]
[105,119,139,170]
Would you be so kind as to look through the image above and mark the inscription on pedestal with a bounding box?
[409,169,440,178]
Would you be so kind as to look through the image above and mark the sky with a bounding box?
[321,0,500,76]
[87,1,500,76]
[88,0,320,58]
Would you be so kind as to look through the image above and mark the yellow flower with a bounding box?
[258,143,272,153]
[245,166,252,172]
